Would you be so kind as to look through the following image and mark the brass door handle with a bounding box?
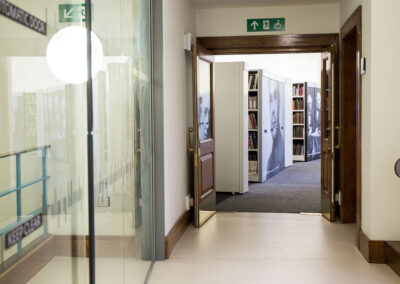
[188,127,194,152]
[335,126,340,149]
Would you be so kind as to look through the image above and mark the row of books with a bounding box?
[248,113,258,129]
[293,98,304,110]
[248,133,258,149]
[248,96,258,109]
[293,84,304,97]
[248,161,258,174]
[248,153,258,174]
[293,143,305,155]
[248,73,259,90]
[293,126,304,138]
[293,112,304,124]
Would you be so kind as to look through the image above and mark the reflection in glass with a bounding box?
[0,1,89,282]
[92,0,153,283]
[198,59,211,141]
[0,0,153,283]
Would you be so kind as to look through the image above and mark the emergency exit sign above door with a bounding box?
[247,18,285,32]
[59,4,86,23]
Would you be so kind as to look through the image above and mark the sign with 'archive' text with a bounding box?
[247,18,285,32]
[59,4,86,23]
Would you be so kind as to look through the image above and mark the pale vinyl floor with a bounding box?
[28,257,151,284]
[149,212,400,284]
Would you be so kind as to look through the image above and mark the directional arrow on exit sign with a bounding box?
[250,21,259,31]
[247,18,285,32]
[59,4,86,23]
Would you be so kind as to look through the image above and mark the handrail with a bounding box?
[0,145,51,159]
[0,145,50,262]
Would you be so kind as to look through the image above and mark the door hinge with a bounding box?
[194,152,198,166]
[335,191,341,206]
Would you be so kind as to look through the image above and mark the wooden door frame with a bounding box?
[340,6,362,248]
[196,33,343,226]
[197,34,339,55]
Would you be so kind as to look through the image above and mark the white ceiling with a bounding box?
[191,0,340,9]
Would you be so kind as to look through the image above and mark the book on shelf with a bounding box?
[293,142,305,155]
[293,126,304,138]
[248,96,258,109]
[292,112,304,124]
[248,73,259,90]
[248,113,258,129]
[293,84,304,97]
[292,98,304,110]
[248,152,258,174]
[248,161,258,174]
[248,132,258,149]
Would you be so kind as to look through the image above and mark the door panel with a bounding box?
[200,153,214,200]
[192,44,216,227]
[321,51,335,221]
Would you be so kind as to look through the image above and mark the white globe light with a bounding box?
[46,26,103,85]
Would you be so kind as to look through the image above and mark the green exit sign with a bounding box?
[247,18,285,32]
[59,4,86,23]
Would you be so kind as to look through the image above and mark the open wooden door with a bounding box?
[321,50,335,221]
[190,43,216,227]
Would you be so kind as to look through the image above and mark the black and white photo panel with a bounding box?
[263,76,285,181]
[306,86,321,160]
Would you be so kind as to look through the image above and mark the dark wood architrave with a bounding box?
[197,34,339,55]
[386,242,400,277]
[340,6,362,246]
[165,210,192,259]
[197,33,340,223]
[359,231,386,263]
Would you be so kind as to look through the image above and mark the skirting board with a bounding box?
[165,210,192,259]
[359,230,386,263]
[358,231,400,278]
[55,235,136,258]
[386,242,400,277]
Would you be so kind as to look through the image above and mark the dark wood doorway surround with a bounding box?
[340,6,362,246]
[196,33,340,223]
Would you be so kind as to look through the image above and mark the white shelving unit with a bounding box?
[215,62,248,194]
[248,70,262,182]
[292,83,306,162]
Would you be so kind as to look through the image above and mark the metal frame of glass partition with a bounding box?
[84,0,157,283]
[84,1,96,283]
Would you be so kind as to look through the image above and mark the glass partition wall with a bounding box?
[0,1,153,283]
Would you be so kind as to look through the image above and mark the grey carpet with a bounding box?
[216,159,321,213]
